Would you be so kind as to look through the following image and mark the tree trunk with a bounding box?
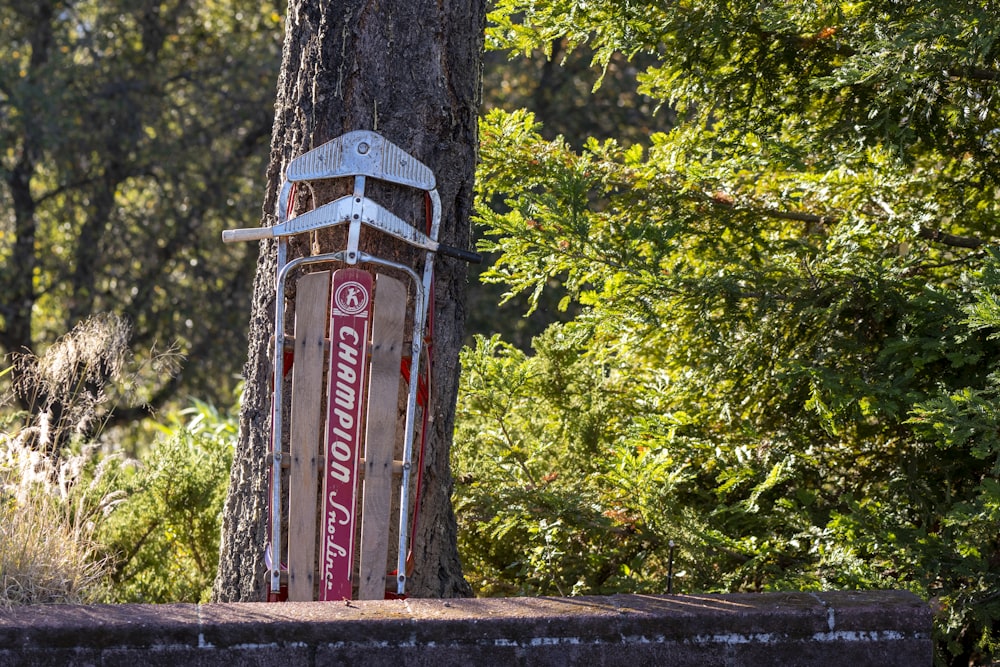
[213,0,485,601]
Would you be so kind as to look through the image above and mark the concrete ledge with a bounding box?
[0,590,931,666]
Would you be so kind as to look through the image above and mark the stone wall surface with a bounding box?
[0,590,932,666]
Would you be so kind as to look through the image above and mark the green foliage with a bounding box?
[100,398,235,603]
[455,332,665,596]
[472,28,677,350]
[459,2,1000,664]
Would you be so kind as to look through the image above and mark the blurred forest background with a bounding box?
[2,2,999,665]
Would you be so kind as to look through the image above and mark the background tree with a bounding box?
[213,0,486,601]
[457,2,1000,663]
[0,0,282,427]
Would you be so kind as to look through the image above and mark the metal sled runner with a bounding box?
[223,131,479,601]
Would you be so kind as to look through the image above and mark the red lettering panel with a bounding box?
[319,268,372,600]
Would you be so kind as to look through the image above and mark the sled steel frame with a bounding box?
[223,131,471,598]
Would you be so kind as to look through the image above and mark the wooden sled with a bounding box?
[222,131,479,600]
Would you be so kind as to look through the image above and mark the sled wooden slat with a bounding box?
[286,271,330,601]
[358,274,406,600]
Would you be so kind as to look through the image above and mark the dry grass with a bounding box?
[0,435,121,606]
[0,314,148,607]
[9,313,182,454]
[11,314,131,454]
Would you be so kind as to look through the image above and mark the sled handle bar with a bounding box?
[222,202,482,263]
[437,244,482,264]
[223,224,480,263]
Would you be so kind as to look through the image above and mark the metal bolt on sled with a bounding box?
[223,131,480,601]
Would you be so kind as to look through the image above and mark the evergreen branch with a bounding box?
[707,192,989,250]
[959,67,1000,83]
[756,208,836,226]
[917,226,986,249]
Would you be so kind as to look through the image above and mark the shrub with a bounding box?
[100,399,235,604]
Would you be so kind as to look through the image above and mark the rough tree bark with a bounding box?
[213,0,486,601]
